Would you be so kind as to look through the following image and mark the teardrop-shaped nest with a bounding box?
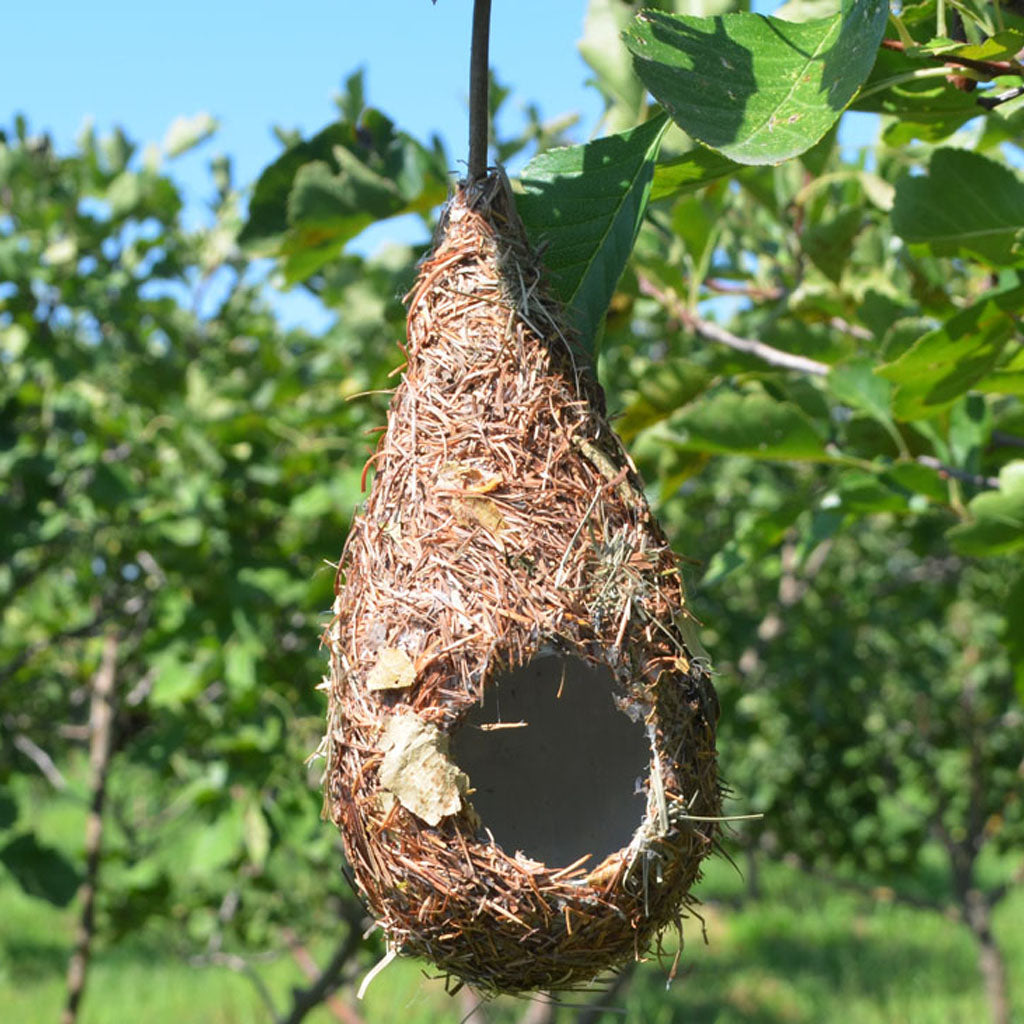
[323,171,720,994]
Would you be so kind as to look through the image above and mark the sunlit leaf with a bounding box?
[623,0,888,165]
[947,461,1024,556]
[878,285,1024,420]
[517,114,669,354]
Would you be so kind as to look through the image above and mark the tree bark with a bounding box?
[963,887,1011,1024]
[62,634,118,1024]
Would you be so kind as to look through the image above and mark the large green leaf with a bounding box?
[664,389,830,459]
[878,285,1024,420]
[947,461,1024,556]
[239,111,448,283]
[616,359,711,441]
[650,145,740,200]
[892,149,1024,266]
[516,115,669,354]
[623,0,888,165]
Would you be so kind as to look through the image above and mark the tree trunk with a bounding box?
[62,634,118,1024]
[963,887,1011,1024]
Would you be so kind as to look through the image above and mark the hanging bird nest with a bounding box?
[322,170,720,995]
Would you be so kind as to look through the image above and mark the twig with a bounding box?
[278,908,367,1024]
[977,85,1024,109]
[467,0,493,180]
[916,455,999,489]
[880,37,1023,79]
[458,988,494,1024]
[283,929,366,1024]
[992,429,1024,450]
[12,733,66,789]
[638,276,831,376]
[827,316,874,342]
[61,634,118,1024]
[191,951,281,1020]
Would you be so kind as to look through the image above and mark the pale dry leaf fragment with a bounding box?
[454,495,508,538]
[437,462,504,493]
[366,647,416,691]
[378,713,468,826]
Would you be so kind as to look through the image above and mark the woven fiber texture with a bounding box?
[324,171,720,993]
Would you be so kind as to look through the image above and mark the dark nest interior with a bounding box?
[322,170,721,994]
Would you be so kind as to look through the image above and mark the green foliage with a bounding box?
[0,116,408,956]
[517,114,669,353]
[239,71,448,282]
[891,148,1024,266]
[624,0,889,164]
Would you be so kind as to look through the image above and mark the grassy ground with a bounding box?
[2,852,1021,1024]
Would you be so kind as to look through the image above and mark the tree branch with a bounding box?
[916,455,999,490]
[12,733,67,789]
[638,276,831,376]
[191,951,281,1021]
[467,0,493,180]
[880,37,1023,79]
[283,928,366,1024]
[278,906,367,1024]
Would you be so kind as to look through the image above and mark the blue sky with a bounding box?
[3,2,613,326]
[5,1,877,328]
[3,1,603,208]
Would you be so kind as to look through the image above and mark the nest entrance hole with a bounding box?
[450,655,649,868]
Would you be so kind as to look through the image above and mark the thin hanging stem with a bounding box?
[468,0,492,181]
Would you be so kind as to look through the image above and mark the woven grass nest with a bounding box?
[323,170,720,995]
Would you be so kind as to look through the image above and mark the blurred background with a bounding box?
[2,0,1022,1022]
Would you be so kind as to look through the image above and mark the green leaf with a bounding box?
[650,146,740,201]
[185,803,247,879]
[830,359,893,424]
[1006,571,1024,698]
[517,115,669,354]
[579,0,647,132]
[0,833,81,906]
[853,46,978,144]
[947,461,1024,556]
[0,790,17,830]
[878,286,1024,420]
[616,359,711,441]
[943,29,1024,62]
[802,207,864,283]
[162,113,218,158]
[157,517,204,547]
[702,497,805,585]
[244,799,271,869]
[665,389,830,459]
[623,0,888,165]
[239,113,447,282]
[892,149,1024,266]
[149,644,207,709]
